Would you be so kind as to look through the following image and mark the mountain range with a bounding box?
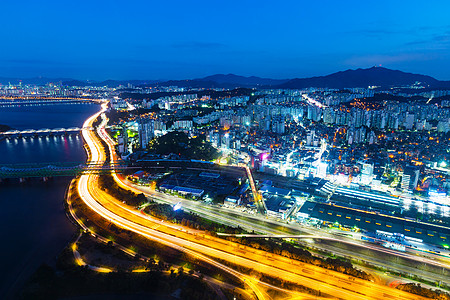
[277,67,447,89]
[1,67,449,89]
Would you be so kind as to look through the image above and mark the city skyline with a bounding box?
[3,1,450,299]
[1,0,450,80]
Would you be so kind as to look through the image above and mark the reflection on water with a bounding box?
[0,103,100,299]
[1,134,85,164]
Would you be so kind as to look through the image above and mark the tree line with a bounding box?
[18,263,216,300]
[396,283,450,300]
[97,174,372,281]
[98,175,146,206]
[143,202,244,234]
[224,236,374,281]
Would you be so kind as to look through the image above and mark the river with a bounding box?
[0,103,100,299]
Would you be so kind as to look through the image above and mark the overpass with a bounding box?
[0,162,138,179]
[0,127,92,136]
[217,233,339,240]
[244,165,267,214]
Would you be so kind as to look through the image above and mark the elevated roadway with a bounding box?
[75,105,433,300]
[0,162,135,178]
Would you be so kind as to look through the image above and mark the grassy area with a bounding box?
[17,262,218,300]
[66,178,245,291]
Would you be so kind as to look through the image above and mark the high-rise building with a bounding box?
[361,163,374,184]
[307,105,322,122]
[222,133,231,149]
[118,136,125,154]
[122,124,129,146]
[172,120,193,130]
[401,166,420,191]
[323,108,335,124]
[404,113,415,130]
[138,118,154,149]
[154,120,166,132]
[271,116,285,134]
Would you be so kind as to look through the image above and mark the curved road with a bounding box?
[77,105,429,300]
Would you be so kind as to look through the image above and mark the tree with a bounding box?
[147,131,219,160]
[146,257,156,270]
[0,124,12,132]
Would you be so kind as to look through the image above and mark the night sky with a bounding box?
[1,0,450,80]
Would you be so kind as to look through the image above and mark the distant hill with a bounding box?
[1,67,449,89]
[199,74,288,86]
[152,68,450,89]
[277,67,444,89]
[0,77,156,87]
[0,77,73,85]
[60,79,157,87]
[153,79,223,89]
[153,74,288,88]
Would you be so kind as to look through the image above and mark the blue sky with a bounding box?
[1,0,450,80]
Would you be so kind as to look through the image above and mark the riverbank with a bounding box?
[0,124,12,132]
[0,103,100,300]
[0,178,76,299]
[14,151,241,299]
[0,124,11,141]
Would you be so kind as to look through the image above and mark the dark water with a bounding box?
[0,103,98,130]
[0,103,100,299]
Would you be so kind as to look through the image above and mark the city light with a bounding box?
[173,202,182,211]
[4,3,450,300]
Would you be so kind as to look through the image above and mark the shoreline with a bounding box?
[0,103,101,300]
[63,104,105,231]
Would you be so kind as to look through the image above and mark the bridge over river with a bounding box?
[0,127,92,137]
[0,162,138,179]
[0,98,103,107]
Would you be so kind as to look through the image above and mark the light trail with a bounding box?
[78,104,270,299]
[112,169,450,280]
[302,94,326,108]
[68,200,261,299]
[122,176,450,272]
[71,233,113,273]
[67,182,260,300]
[245,166,267,213]
[76,105,431,300]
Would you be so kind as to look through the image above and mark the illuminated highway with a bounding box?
[79,105,274,299]
[302,94,326,108]
[104,156,450,286]
[245,166,267,213]
[114,175,450,278]
[67,192,257,300]
[76,105,431,300]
